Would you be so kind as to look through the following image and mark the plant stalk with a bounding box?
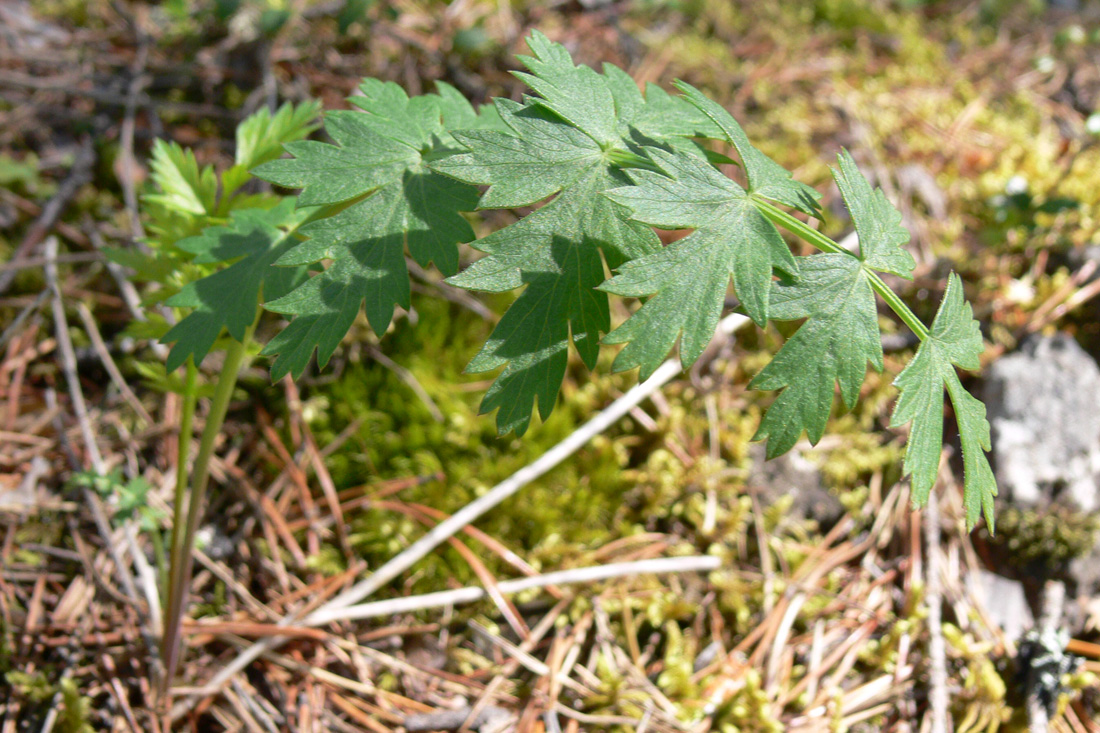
[165,359,198,611]
[160,322,255,697]
[754,198,930,341]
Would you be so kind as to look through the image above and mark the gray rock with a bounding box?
[1069,543,1100,598]
[985,333,1100,512]
[968,569,1033,641]
[748,444,843,527]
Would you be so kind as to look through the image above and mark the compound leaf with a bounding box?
[596,84,836,380]
[252,81,481,380]
[891,273,996,530]
[434,34,729,435]
[750,151,912,457]
[600,147,797,378]
[161,199,311,371]
[262,170,476,379]
[749,254,882,457]
[437,98,658,435]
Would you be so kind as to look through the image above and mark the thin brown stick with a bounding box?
[74,302,154,426]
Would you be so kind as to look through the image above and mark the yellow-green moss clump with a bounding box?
[988,505,1100,567]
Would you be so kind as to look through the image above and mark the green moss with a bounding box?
[943,624,1012,731]
[657,621,700,699]
[305,545,347,575]
[191,578,229,619]
[811,418,903,489]
[710,566,763,634]
[708,669,784,733]
[57,679,95,733]
[2,672,94,731]
[294,291,639,594]
[5,670,55,704]
[987,505,1100,567]
[584,653,651,722]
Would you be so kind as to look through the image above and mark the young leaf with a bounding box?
[103,246,177,285]
[750,151,915,457]
[221,100,322,198]
[252,81,481,379]
[891,273,996,530]
[235,100,323,172]
[599,146,798,378]
[145,139,218,216]
[161,199,312,371]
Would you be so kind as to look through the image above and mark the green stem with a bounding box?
[165,359,198,611]
[754,198,930,341]
[150,519,167,587]
[866,270,930,342]
[160,321,256,695]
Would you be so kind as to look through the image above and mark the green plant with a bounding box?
[138,31,997,690]
[4,672,95,732]
[118,99,322,690]
[69,468,166,574]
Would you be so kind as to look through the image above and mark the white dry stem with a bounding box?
[312,555,721,625]
[926,488,948,733]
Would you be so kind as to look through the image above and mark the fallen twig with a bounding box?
[318,312,749,618]
[74,301,154,426]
